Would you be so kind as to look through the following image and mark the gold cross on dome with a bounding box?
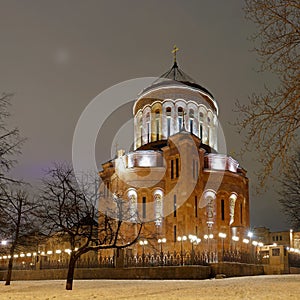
[172,45,179,63]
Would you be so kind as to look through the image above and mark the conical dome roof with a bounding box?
[134,59,218,115]
[149,61,214,99]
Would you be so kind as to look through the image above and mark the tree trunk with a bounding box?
[5,249,15,285]
[66,255,76,290]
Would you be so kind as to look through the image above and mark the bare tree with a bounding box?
[0,93,25,184]
[0,187,39,285]
[278,149,300,229]
[39,163,143,290]
[236,1,300,186]
[0,93,31,285]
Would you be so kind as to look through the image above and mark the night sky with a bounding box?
[0,0,288,231]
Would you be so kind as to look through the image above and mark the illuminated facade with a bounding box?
[99,57,250,259]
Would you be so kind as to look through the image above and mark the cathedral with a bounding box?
[99,49,250,259]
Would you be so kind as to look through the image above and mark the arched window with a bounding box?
[154,190,163,226]
[138,115,143,146]
[229,193,237,225]
[166,107,171,138]
[203,189,216,228]
[146,112,150,143]
[127,189,137,222]
[155,110,160,141]
[189,109,194,134]
[199,112,204,139]
[178,107,183,130]
[207,117,211,145]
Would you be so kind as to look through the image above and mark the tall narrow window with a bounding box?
[155,192,163,226]
[175,158,179,178]
[199,112,204,140]
[173,194,177,217]
[145,112,150,143]
[189,109,194,134]
[199,124,203,139]
[140,125,143,145]
[147,122,150,143]
[195,226,198,236]
[221,199,225,221]
[174,225,177,242]
[195,196,198,217]
[155,110,160,141]
[171,160,174,179]
[178,107,183,130]
[207,117,211,145]
[166,107,171,138]
[142,196,146,219]
[137,114,143,147]
[190,119,194,134]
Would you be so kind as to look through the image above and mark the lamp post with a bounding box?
[177,235,187,265]
[252,241,258,262]
[139,240,148,267]
[188,235,200,264]
[218,233,227,262]
[232,236,239,253]
[158,238,166,266]
[242,239,249,262]
[247,231,253,261]
[204,234,214,262]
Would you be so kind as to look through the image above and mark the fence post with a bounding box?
[115,248,125,268]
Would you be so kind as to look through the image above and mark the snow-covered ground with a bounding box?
[0,275,299,299]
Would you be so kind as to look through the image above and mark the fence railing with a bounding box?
[124,250,211,267]
[0,250,270,271]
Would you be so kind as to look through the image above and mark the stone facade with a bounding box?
[99,63,250,259]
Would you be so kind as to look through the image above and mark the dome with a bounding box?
[133,61,218,115]
[133,59,219,152]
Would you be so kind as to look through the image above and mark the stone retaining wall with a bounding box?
[289,267,300,274]
[0,263,266,281]
[0,266,210,281]
[210,262,264,277]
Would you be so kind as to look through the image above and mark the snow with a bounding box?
[0,275,299,299]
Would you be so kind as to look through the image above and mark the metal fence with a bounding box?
[124,251,210,267]
[0,250,272,271]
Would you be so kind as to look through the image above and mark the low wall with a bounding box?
[210,262,264,277]
[290,267,300,274]
[0,266,210,281]
[0,263,267,281]
[263,264,290,275]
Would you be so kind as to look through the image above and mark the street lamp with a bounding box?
[252,240,258,261]
[242,238,250,261]
[247,231,254,260]
[188,235,200,264]
[177,235,187,265]
[139,240,148,266]
[204,234,214,262]
[232,236,239,252]
[247,231,253,238]
[218,233,227,261]
[243,238,249,251]
[158,238,166,266]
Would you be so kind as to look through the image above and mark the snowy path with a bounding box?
[0,275,299,299]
